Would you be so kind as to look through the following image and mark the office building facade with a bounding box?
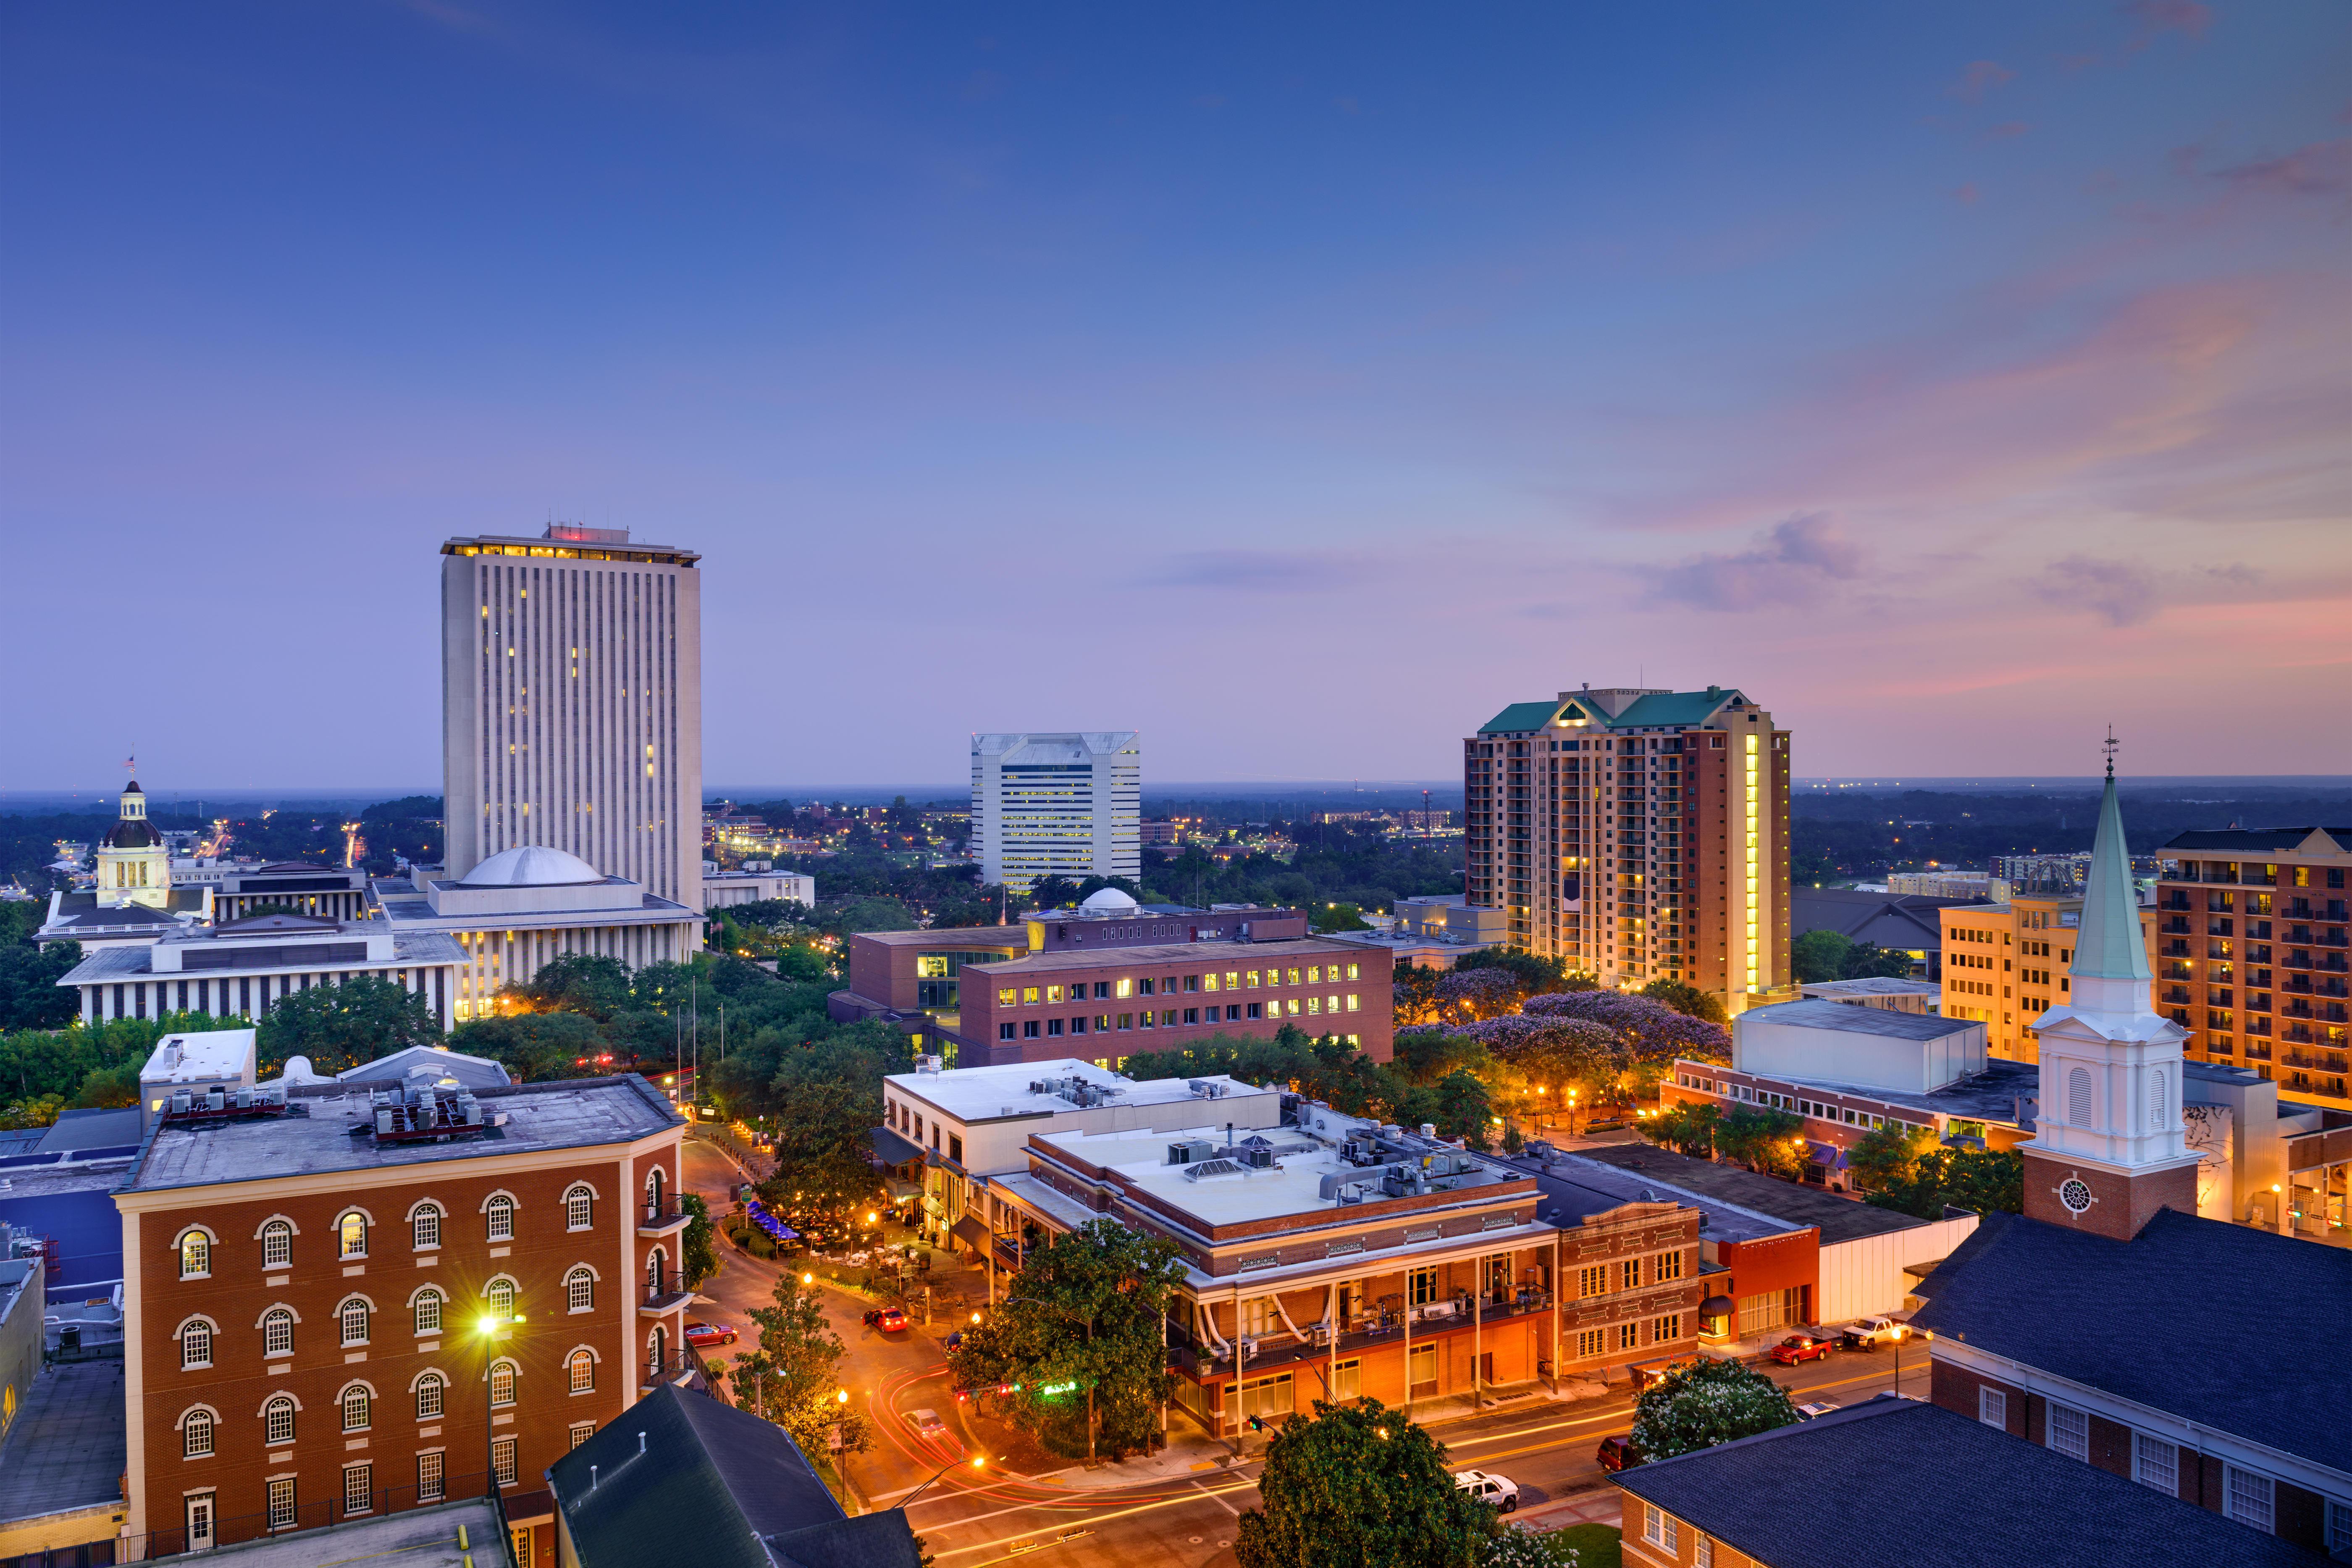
[969,732,1139,893]
[440,525,703,910]
[1940,894,2158,1066]
[2150,827,2349,1111]
[1465,686,1790,1014]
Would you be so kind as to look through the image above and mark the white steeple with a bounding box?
[2018,741,2199,1232]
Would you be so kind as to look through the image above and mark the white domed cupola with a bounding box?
[95,779,171,909]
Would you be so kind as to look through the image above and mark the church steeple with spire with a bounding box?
[2017,733,2202,1239]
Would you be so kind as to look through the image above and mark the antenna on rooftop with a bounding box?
[2103,725,2118,780]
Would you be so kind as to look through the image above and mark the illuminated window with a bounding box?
[179,1231,210,1278]
[568,1350,595,1393]
[337,1213,368,1258]
[490,1361,517,1408]
[487,1278,517,1320]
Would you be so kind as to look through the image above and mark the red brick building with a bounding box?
[113,1074,688,1562]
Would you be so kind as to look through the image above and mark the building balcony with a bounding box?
[640,1278,694,1316]
[639,1201,693,1237]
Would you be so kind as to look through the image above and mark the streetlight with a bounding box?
[475,1311,523,1500]
[900,1453,987,1509]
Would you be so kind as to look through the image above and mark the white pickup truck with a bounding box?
[1455,1470,1520,1513]
[1839,1316,1914,1349]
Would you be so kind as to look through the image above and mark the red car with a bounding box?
[684,1321,737,1349]
[1595,1435,1644,1473]
[864,1307,909,1334]
[1770,1334,1832,1366]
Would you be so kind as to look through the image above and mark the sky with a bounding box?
[3,0,2347,793]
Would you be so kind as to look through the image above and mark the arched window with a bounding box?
[564,1185,594,1230]
[489,1360,517,1408]
[568,1350,595,1393]
[415,1374,445,1421]
[2150,1069,2168,1128]
[566,1267,595,1313]
[261,1220,293,1269]
[179,1231,211,1278]
[485,1194,515,1242]
[647,1324,669,1379]
[2068,1066,2092,1127]
[486,1278,517,1321]
[179,1318,214,1369]
[645,1166,667,1218]
[412,1203,443,1251]
[262,1308,294,1357]
[340,1298,370,1346]
[413,1288,444,1337]
[265,1396,295,1445]
[337,1212,368,1259]
[183,1408,215,1458]
[645,1247,668,1296]
[341,1385,371,1432]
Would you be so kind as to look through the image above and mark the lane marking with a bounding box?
[931,1483,1260,1558]
[1191,1479,1241,1517]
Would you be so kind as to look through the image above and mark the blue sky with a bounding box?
[3,1,2345,791]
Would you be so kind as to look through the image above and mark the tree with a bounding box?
[754,1029,903,1239]
[1840,940,1915,980]
[1454,946,1592,998]
[71,1063,141,1108]
[1313,903,1371,933]
[1029,876,1082,910]
[1433,1070,1494,1151]
[946,1219,1186,1461]
[1482,1526,1586,1568]
[1628,1356,1798,1460]
[738,1270,870,1460]
[255,976,443,1075]
[1234,1398,1495,1568]
[0,929,82,1030]
[1790,929,1852,985]
[1638,979,1727,1027]
[514,953,635,1020]
[1712,1103,1806,1176]
[449,1010,605,1082]
[1641,1101,1719,1159]
[679,1191,720,1287]
[1847,1123,1934,1193]
[1869,1147,2023,1219]
[0,1093,64,1130]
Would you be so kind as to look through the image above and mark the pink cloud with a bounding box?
[1949,60,2016,102]
[2213,140,2352,197]
[2124,0,2213,39]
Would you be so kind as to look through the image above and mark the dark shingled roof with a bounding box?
[1908,1208,2352,1473]
[547,1386,919,1568]
[1615,1396,2321,1568]
[1572,1142,1924,1243]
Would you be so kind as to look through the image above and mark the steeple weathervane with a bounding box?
[2103,725,2117,780]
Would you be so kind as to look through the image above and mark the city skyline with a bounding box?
[3,3,2347,789]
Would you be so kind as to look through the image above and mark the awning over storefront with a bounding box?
[950,1215,991,1250]
[870,1125,924,1166]
[882,1176,921,1202]
[1806,1140,1848,1170]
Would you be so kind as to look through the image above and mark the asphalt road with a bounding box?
[682,1133,1932,1568]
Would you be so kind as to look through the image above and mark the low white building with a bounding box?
[370,844,702,1020]
[136,1028,257,1132]
[56,911,463,1028]
[702,869,815,911]
[875,1058,1280,1254]
[1735,998,1987,1096]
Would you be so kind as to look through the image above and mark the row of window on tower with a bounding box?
[175,1183,618,1277]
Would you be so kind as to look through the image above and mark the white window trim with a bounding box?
[565,1265,599,1314]
[175,1315,219,1370]
[1978,1386,2007,1429]
[562,1183,598,1231]
[173,1225,218,1280]
[336,1380,378,1432]
[2225,1466,2276,1533]
[2047,1400,2089,1462]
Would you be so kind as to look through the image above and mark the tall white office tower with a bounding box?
[971,733,1140,894]
[441,525,704,909]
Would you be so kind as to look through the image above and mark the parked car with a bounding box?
[1454,1470,1519,1512]
[1595,1435,1645,1473]
[863,1306,909,1334]
[683,1321,738,1348]
[1795,1400,1840,1421]
[905,1408,949,1442]
[1837,1316,1913,1351]
[1770,1334,1833,1366]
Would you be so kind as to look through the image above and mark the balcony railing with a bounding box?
[640,1200,693,1234]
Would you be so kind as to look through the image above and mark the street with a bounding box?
[681,1133,1933,1568]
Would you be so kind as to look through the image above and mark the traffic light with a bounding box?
[1245,1414,1265,1432]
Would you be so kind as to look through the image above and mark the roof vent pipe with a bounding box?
[638,1431,647,1454]
[590,1465,599,1490]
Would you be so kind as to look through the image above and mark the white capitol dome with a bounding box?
[1080,886,1139,914]
[459,845,605,887]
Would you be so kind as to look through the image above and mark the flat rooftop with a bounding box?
[1696,1055,2039,1125]
[1739,998,1975,1039]
[189,1499,503,1566]
[1533,1154,1785,1244]
[0,1360,125,1525]
[972,936,1373,976]
[884,1060,1273,1123]
[122,1076,681,1195]
[1032,1120,1528,1230]
[61,929,464,982]
[850,927,1028,950]
[1570,1143,1926,1244]
[1798,978,1942,998]
[140,1028,255,1084]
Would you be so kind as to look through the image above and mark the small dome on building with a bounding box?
[1080,886,1139,914]
[459,845,604,887]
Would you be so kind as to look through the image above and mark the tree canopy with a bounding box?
[1868,1146,2024,1219]
[1234,1398,1495,1568]
[736,1269,869,1462]
[946,1219,1187,1460]
[255,976,443,1075]
[1628,1355,1798,1460]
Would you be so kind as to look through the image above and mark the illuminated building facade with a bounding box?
[969,732,1139,894]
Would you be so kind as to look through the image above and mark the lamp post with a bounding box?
[475,1311,522,1501]
[899,1452,987,1509]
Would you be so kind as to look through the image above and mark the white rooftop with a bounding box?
[139,1028,257,1086]
[885,1058,1271,1123]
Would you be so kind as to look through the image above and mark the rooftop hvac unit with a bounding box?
[1238,1146,1275,1169]
[1167,1138,1217,1166]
